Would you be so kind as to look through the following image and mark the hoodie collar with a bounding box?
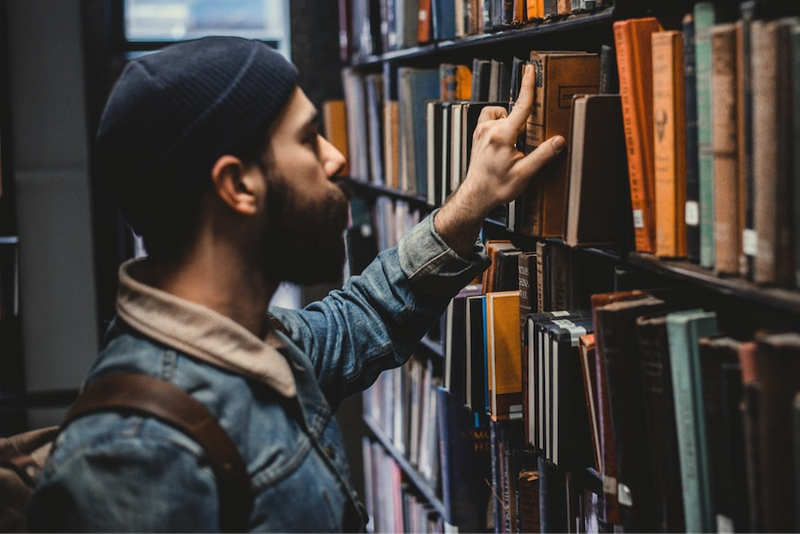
[116,257,297,398]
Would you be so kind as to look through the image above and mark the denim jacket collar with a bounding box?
[116,257,297,398]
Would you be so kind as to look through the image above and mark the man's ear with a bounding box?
[210,155,260,216]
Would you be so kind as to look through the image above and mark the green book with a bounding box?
[694,2,716,269]
[666,308,718,533]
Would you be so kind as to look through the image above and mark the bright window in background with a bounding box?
[124,0,290,58]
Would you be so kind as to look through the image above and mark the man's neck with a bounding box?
[147,250,277,339]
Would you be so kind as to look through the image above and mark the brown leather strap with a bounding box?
[62,374,252,533]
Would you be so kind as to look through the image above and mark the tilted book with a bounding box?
[519,50,600,238]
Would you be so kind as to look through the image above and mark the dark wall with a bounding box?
[289,0,345,111]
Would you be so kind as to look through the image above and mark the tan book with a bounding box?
[710,23,740,274]
[652,30,687,258]
[485,290,523,422]
[322,99,350,178]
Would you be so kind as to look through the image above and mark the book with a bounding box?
[443,284,482,404]
[436,386,492,532]
[666,308,719,534]
[548,317,594,470]
[465,294,488,413]
[485,290,523,422]
[747,328,800,532]
[589,290,649,526]
[482,240,519,294]
[682,12,701,264]
[694,2,717,269]
[697,334,749,533]
[397,66,440,197]
[752,17,798,286]
[364,73,385,185]
[578,333,601,473]
[737,1,757,279]
[519,50,600,238]
[613,17,663,253]
[563,93,626,248]
[382,63,401,189]
[634,311,686,533]
[711,22,741,275]
[652,29,688,258]
[595,293,667,532]
[322,99,350,178]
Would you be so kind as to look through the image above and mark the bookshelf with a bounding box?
[337,0,800,532]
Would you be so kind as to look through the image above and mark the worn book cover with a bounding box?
[710,23,741,274]
[519,50,600,238]
[485,290,523,422]
[666,308,718,534]
[652,29,688,258]
[613,16,663,253]
[564,93,625,248]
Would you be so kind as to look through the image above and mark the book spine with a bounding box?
[666,309,718,534]
[736,3,756,279]
[711,23,740,275]
[751,20,780,284]
[694,2,716,270]
[682,13,701,264]
[652,30,687,258]
[613,18,660,253]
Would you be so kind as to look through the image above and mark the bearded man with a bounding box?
[28,36,564,532]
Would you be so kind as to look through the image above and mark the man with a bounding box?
[28,36,564,531]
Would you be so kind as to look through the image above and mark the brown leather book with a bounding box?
[519,50,600,238]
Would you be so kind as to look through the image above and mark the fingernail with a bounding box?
[551,136,566,152]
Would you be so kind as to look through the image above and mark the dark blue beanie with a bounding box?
[96,36,298,236]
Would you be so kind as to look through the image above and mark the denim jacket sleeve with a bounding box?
[268,210,490,409]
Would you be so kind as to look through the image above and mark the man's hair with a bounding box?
[95,36,298,260]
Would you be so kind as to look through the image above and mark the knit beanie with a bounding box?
[96,36,298,236]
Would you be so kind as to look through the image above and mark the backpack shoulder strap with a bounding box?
[62,374,253,533]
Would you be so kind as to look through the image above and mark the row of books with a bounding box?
[338,0,613,61]
[617,5,800,290]
[363,354,443,489]
[337,46,627,242]
[440,271,800,533]
[362,437,448,533]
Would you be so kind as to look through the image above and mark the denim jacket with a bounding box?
[29,212,489,532]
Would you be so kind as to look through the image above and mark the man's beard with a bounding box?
[261,171,351,285]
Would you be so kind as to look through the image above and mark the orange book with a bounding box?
[418,0,432,44]
[652,30,687,258]
[527,0,543,20]
[485,290,523,422]
[513,0,527,23]
[614,17,663,254]
[322,99,350,177]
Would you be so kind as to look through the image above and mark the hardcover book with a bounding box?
[519,50,600,238]
[563,93,626,248]
[613,16,663,253]
[596,293,667,532]
[666,308,719,534]
[652,29,688,258]
[485,290,523,422]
